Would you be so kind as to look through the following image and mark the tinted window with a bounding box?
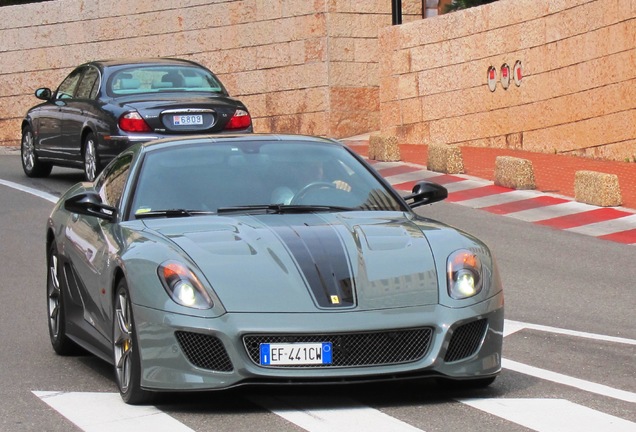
[129,141,402,218]
[56,68,83,100]
[108,65,227,96]
[76,67,100,99]
[97,154,132,208]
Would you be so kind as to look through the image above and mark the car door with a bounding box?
[40,67,83,158]
[63,154,132,341]
[60,65,101,161]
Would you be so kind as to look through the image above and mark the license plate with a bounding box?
[173,114,203,125]
[260,342,332,366]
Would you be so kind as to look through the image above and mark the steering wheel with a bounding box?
[290,181,336,205]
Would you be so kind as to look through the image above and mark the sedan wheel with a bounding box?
[21,126,52,178]
[47,243,78,355]
[113,279,153,405]
[83,133,100,182]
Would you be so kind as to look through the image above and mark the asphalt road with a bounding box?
[0,155,634,431]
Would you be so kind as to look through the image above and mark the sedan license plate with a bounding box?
[260,342,332,366]
[173,114,203,126]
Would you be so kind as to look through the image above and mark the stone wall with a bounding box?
[3,0,633,162]
[379,0,636,161]
[0,0,422,147]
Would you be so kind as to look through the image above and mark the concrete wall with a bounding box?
[0,0,422,147]
[379,0,636,161]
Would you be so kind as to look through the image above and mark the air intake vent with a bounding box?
[175,331,233,372]
[444,319,488,362]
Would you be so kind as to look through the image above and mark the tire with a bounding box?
[113,279,154,405]
[21,126,52,178]
[83,132,101,182]
[47,243,79,355]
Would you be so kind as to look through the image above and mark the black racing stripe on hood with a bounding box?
[259,216,355,308]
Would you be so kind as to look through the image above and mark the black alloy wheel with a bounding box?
[47,243,79,355]
[113,279,154,405]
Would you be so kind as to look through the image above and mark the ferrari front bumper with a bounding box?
[134,291,503,391]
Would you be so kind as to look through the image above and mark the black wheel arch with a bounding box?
[46,228,55,258]
[81,127,98,155]
[112,267,127,305]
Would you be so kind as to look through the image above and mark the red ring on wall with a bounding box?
[500,63,510,90]
[513,60,523,86]
[487,66,497,92]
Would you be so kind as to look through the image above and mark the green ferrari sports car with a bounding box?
[46,134,504,404]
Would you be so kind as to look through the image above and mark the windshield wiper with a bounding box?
[216,204,354,215]
[135,209,214,219]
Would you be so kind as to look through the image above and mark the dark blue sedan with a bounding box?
[21,58,252,181]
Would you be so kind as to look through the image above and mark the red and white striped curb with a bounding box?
[370,161,636,245]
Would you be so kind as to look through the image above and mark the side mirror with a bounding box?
[35,87,52,101]
[64,192,117,222]
[403,181,448,208]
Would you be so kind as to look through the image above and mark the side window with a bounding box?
[76,67,100,100]
[97,154,132,209]
[56,68,84,100]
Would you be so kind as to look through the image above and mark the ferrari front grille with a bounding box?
[444,319,488,362]
[243,328,433,368]
[175,331,234,372]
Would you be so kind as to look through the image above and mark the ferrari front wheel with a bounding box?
[113,279,154,405]
[47,243,78,355]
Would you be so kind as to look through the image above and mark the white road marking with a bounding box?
[502,201,598,222]
[384,170,439,184]
[503,320,636,404]
[0,179,58,203]
[459,398,636,432]
[457,190,539,208]
[566,214,636,236]
[32,391,195,432]
[443,179,488,193]
[502,359,636,404]
[250,395,425,432]
[504,319,636,345]
[371,161,410,170]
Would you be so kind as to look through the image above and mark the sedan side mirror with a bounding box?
[35,87,52,101]
[64,192,117,222]
[403,181,448,208]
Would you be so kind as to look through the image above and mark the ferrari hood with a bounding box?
[146,212,442,313]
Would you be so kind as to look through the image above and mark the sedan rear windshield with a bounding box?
[108,66,226,96]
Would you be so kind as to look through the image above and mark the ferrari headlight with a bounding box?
[447,249,483,299]
[158,261,213,309]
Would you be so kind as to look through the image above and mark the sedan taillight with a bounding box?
[119,112,152,132]
[224,109,251,130]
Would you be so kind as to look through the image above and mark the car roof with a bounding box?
[86,57,204,69]
[138,134,344,153]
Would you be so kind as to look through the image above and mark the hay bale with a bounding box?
[368,135,382,160]
[494,156,535,189]
[574,170,622,207]
[371,135,400,162]
[427,144,464,174]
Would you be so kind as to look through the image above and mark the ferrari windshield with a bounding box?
[108,65,226,96]
[129,139,403,219]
